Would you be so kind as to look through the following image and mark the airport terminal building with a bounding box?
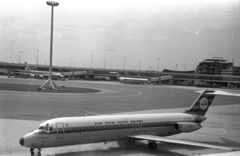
[0,57,240,87]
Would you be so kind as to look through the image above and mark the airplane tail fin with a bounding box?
[184,90,216,116]
[24,62,31,70]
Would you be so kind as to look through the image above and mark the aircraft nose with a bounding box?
[19,137,24,146]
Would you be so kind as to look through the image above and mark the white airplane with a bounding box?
[119,77,151,84]
[19,90,237,155]
[9,62,64,79]
[119,75,173,85]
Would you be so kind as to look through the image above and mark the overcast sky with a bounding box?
[0,0,239,71]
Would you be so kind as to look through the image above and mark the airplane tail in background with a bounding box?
[24,62,31,70]
[184,90,216,116]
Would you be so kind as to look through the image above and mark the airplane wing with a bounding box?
[195,90,240,97]
[128,135,237,151]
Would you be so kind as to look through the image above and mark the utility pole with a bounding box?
[139,61,141,71]
[91,55,93,68]
[104,60,105,69]
[36,50,39,70]
[19,51,22,64]
[124,57,126,70]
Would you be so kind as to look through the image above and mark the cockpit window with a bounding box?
[44,126,48,131]
[38,126,44,130]
[38,123,53,132]
[49,126,53,132]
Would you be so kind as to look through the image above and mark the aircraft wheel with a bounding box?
[128,140,135,143]
[148,142,157,149]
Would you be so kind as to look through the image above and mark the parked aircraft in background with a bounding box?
[119,75,172,85]
[94,76,111,81]
[119,77,151,84]
[149,75,173,82]
[8,62,64,80]
[19,90,237,155]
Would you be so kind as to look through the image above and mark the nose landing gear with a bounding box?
[30,146,41,156]
[148,141,157,150]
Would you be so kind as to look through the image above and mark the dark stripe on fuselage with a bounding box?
[36,121,175,135]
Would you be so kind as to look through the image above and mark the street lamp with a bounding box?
[39,1,59,90]
[91,55,93,68]
[139,61,141,71]
[104,60,105,69]
[124,57,126,70]
[19,51,22,64]
[36,50,39,70]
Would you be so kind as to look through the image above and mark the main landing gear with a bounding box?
[128,140,136,143]
[148,141,157,150]
[128,140,158,150]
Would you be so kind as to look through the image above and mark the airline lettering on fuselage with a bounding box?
[95,120,144,125]
[130,120,143,123]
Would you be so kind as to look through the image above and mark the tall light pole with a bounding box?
[19,51,22,64]
[36,50,39,70]
[124,57,126,70]
[91,55,93,68]
[158,58,160,72]
[104,60,105,69]
[139,61,141,71]
[39,1,59,90]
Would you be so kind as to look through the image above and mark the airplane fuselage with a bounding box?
[21,113,205,149]
[10,69,64,78]
[119,77,151,84]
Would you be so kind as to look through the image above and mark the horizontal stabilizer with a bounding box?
[128,135,237,151]
[195,90,240,97]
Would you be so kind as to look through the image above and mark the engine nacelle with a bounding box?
[174,122,202,132]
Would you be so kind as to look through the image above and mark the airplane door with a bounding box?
[56,123,64,139]
[133,122,142,130]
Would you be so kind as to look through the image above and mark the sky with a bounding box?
[0,0,240,71]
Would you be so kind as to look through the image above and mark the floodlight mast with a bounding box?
[39,1,59,90]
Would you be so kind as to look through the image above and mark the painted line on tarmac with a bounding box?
[0,84,143,97]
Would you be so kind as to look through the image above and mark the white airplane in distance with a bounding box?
[119,75,173,85]
[119,77,151,84]
[9,62,64,79]
[19,90,237,155]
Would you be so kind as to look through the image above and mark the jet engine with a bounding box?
[174,122,202,132]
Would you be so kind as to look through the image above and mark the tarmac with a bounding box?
[0,76,240,156]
